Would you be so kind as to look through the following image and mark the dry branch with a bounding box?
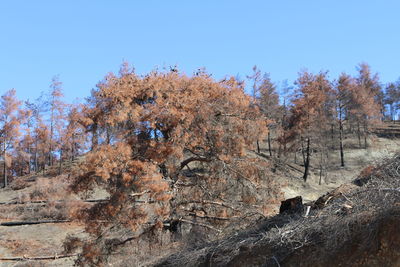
[0,253,78,261]
[0,199,108,205]
[0,219,71,226]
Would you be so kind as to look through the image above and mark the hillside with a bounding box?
[157,153,400,266]
[0,123,399,266]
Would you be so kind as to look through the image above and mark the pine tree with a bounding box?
[0,89,22,187]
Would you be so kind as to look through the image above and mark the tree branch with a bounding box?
[0,220,71,226]
[180,157,211,170]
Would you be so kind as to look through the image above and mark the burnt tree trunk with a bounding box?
[339,112,345,167]
[34,139,38,172]
[2,141,7,188]
[357,122,361,148]
[363,121,368,149]
[303,137,311,182]
[267,132,272,157]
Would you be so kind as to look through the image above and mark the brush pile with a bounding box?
[157,154,400,267]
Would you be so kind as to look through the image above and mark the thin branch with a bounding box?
[180,157,211,170]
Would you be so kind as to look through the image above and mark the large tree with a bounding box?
[289,71,333,182]
[67,65,280,265]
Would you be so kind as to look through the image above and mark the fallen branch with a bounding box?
[0,253,78,261]
[0,199,108,205]
[0,219,71,226]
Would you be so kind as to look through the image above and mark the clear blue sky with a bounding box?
[1,0,399,102]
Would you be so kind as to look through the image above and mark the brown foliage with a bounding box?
[66,64,279,265]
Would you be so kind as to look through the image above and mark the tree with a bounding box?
[67,65,279,265]
[335,73,354,167]
[47,76,66,166]
[289,71,333,182]
[16,106,34,175]
[247,65,263,153]
[24,96,49,173]
[384,82,400,121]
[62,104,86,163]
[351,63,382,148]
[0,89,22,187]
[276,80,293,159]
[258,73,280,156]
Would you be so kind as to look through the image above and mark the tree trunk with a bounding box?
[339,125,345,167]
[267,132,272,157]
[42,152,46,174]
[27,144,31,174]
[34,138,38,172]
[301,137,306,166]
[339,113,345,167]
[49,102,54,166]
[256,140,260,154]
[58,149,63,175]
[318,149,324,185]
[303,138,310,182]
[91,123,98,151]
[3,141,7,188]
[71,133,75,162]
[363,122,368,149]
[357,122,361,148]
[106,126,111,145]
